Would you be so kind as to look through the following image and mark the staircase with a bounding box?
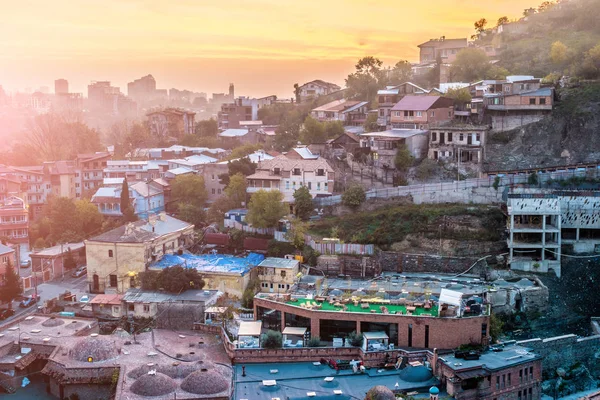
[0,371,16,394]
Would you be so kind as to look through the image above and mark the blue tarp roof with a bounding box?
[151,252,264,275]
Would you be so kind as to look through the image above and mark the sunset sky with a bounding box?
[0,0,534,98]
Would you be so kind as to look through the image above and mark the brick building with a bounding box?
[0,196,28,245]
[390,96,454,129]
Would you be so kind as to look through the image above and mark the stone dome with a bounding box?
[70,336,119,362]
[398,365,433,382]
[365,385,396,400]
[181,365,229,395]
[130,372,177,397]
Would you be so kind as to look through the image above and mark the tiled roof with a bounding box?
[88,215,192,243]
[253,155,334,174]
[312,100,363,113]
[131,181,163,197]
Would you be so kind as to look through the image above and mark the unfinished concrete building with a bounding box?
[507,192,562,276]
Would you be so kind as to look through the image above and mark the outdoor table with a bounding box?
[406,306,416,312]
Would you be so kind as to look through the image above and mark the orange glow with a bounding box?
[0,0,533,97]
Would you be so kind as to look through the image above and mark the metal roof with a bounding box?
[258,257,299,269]
[361,129,428,139]
[123,288,219,303]
[219,129,249,137]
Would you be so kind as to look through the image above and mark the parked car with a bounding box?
[19,296,39,308]
[0,308,15,320]
[20,259,31,268]
[71,266,87,278]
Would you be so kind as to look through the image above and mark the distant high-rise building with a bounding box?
[127,74,157,101]
[38,86,50,94]
[55,79,69,95]
[88,81,124,115]
[229,83,235,99]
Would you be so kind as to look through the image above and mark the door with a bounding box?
[467,134,473,145]
[92,274,99,292]
[440,132,445,144]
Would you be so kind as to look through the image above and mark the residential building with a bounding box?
[0,196,28,245]
[85,213,194,293]
[246,155,335,202]
[390,96,454,129]
[146,108,196,138]
[30,242,86,282]
[285,146,320,160]
[0,174,26,204]
[127,74,157,102]
[417,37,468,64]
[140,145,226,160]
[204,163,228,203]
[310,100,369,125]
[360,129,429,168]
[256,257,300,293]
[53,92,84,114]
[0,243,17,282]
[43,160,77,198]
[328,131,360,156]
[377,82,429,128]
[167,154,218,172]
[5,166,47,218]
[434,343,542,400]
[217,96,276,130]
[428,125,488,166]
[297,80,341,102]
[122,288,219,319]
[485,86,554,131]
[218,128,258,146]
[55,79,68,95]
[91,180,164,219]
[75,152,112,198]
[89,294,125,318]
[87,81,123,115]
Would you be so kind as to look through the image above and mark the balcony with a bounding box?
[486,104,552,111]
[454,111,471,117]
[247,186,279,193]
[377,117,389,126]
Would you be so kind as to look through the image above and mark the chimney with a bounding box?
[431,348,438,376]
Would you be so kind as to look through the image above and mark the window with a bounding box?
[280,270,286,278]
[109,274,117,287]
[506,85,512,93]
[407,324,413,347]
[529,98,536,105]
[448,111,452,118]
[46,184,51,189]
[211,174,215,180]
[128,304,134,311]
[496,376,500,390]
[218,189,222,194]
[293,168,301,176]
[416,111,422,117]
[508,373,511,386]
[448,132,453,142]
[285,181,290,190]
[113,306,120,314]
[317,182,321,190]
[518,391,522,400]
[529,366,533,380]
[143,304,150,313]
[502,374,505,388]
[459,133,464,141]
[424,325,429,348]
[108,250,113,258]
[307,182,312,190]
[539,98,546,105]
[403,110,414,117]
[273,167,281,175]
[519,369,523,383]
[317,169,325,176]
[75,183,80,188]
[431,111,435,117]
[432,132,437,141]
[476,133,481,142]
[528,388,532,400]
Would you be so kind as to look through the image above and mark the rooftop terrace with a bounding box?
[286,297,439,317]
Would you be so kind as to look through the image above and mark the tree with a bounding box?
[120,179,134,221]
[450,48,491,82]
[387,60,413,85]
[194,119,218,137]
[550,41,569,65]
[300,116,326,144]
[474,18,488,34]
[324,120,345,139]
[497,16,509,26]
[285,219,308,249]
[176,203,206,227]
[345,56,384,103]
[445,87,472,108]
[140,266,205,293]
[75,199,103,237]
[47,197,83,242]
[261,330,283,349]
[63,249,77,270]
[227,144,262,161]
[293,83,301,103]
[293,186,313,221]
[342,184,366,208]
[538,1,556,13]
[225,173,247,208]
[363,113,379,133]
[207,196,236,223]
[394,144,414,172]
[246,190,287,228]
[0,260,22,307]
[171,175,208,208]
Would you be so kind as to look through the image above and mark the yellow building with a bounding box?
[257,257,300,293]
[84,213,194,293]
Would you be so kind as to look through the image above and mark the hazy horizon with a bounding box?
[1,0,534,99]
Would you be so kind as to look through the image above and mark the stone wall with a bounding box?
[316,255,381,278]
[517,334,600,379]
[378,251,488,275]
[491,114,546,132]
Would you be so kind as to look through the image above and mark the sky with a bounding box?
[0,0,534,99]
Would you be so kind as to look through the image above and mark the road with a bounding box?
[0,271,89,327]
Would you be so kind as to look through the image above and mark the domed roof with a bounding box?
[181,366,229,395]
[398,365,433,383]
[130,372,176,397]
[365,385,395,400]
[430,386,440,394]
[70,336,119,362]
[42,317,65,327]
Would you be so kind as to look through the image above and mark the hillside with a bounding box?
[484,82,600,171]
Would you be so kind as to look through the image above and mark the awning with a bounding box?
[205,307,227,314]
[282,327,307,336]
[439,288,463,306]
[238,321,262,337]
[363,331,389,340]
[456,368,490,380]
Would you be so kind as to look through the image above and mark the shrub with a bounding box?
[346,331,363,347]
[415,159,440,181]
[261,330,283,349]
[527,172,539,186]
[342,184,366,208]
[492,176,500,191]
[307,336,321,347]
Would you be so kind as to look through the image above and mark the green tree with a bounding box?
[387,60,413,85]
[342,184,366,208]
[450,48,491,82]
[48,197,83,242]
[307,336,322,347]
[301,116,326,144]
[225,173,248,208]
[445,87,472,108]
[194,118,218,137]
[140,266,205,293]
[176,203,206,227]
[63,249,77,270]
[207,196,236,223]
[0,260,22,307]
[227,144,262,160]
[497,16,509,26]
[345,56,384,103]
[285,219,308,249]
[247,190,287,228]
[171,175,208,207]
[394,144,414,172]
[538,1,556,12]
[363,113,379,133]
[324,120,345,139]
[120,179,136,222]
[293,186,314,221]
[293,83,301,103]
[489,313,504,343]
[219,158,256,187]
[474,18,488,34]
[550,41,569,65]
[75,199,103,237]
[261,330,283,349]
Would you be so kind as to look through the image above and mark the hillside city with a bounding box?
[1,1,600,399]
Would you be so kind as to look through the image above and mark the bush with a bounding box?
[342,184,366,208]
[346,331,363,347]
[267,240,296,257]
[528,172,539,186]
[302,246,320,267]
[261,330,282,349]
[307,336,322,347]
[492,176,500,191]
[415,159,440,181]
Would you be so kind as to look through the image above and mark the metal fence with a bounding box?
[314,167,600,207]
[274,231,374,255]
